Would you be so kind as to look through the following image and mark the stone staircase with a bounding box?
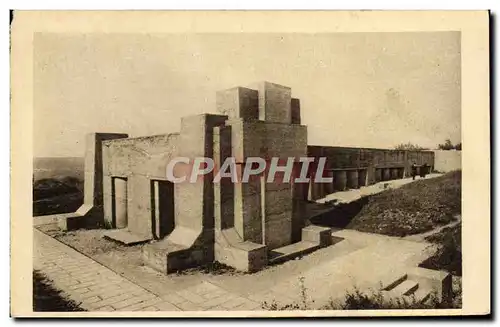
[268,240,320,264]
[269,225,334,264]
[381,273,433,304]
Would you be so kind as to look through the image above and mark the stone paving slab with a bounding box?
[34,229,261,312]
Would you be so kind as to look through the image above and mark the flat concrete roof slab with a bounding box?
[103,229,150,245]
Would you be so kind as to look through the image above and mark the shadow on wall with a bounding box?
[309,197,371,229]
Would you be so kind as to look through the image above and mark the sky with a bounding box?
[34,32,461,157]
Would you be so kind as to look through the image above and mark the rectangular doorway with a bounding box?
[112,177,128,229]
[151,180,175,239]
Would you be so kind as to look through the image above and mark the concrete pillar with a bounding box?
[216,87,259,121]
[214,126,234,231]
[251,81,292,124]
[262,176,293,250]
[114,177,128,229]
[323,170,334,195]
[334,170,347,191]
[347,170,359,189]
[234,172,263,243]
[291,98,301,124]
[383,168,391,181]
[358,169,367,187]
[62,132,128,231]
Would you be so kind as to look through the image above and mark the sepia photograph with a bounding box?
[10,10,490,317]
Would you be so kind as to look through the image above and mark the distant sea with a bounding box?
[33,157,84,181]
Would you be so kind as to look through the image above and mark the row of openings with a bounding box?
[111,177,174,239]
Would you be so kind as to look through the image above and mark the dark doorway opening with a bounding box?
[151,180,175,239]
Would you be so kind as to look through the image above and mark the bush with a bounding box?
[394,142,428,151]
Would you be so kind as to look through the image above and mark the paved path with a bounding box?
[317,174,443,204]
[34,229,260,312]
[256,229,437,308]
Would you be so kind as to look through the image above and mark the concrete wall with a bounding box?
[433,150,461,172]
[102,133,180,239]
[306,146,435,200]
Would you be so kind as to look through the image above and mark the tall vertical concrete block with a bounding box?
[216,87,259,121]
[175,114,227,231]
[391,168,399,180]
[291,98,301,124]
[383,168,391,181]
[334,170,347,191]
[58,132,128,231]
[213,126,234,231]
[323,170,334,195]
[233,173,263,243]
[347,170,359,189]
[262,179,294,250]
[358,169,367,187]
[252,81,292,124]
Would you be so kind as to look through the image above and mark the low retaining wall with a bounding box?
[433,150,461,173]
[305,146,435,200]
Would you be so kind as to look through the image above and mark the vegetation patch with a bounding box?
[317,171,462,237]
[261,277,461,310]
[33,176,83,216]
[33,270,85,312]
[420,224,462,276]
[175,261,241,276]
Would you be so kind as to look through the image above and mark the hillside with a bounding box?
[33,176,84,216]
[33,157,84,181]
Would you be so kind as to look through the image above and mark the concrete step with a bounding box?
[388,279,419,297]
[406,287,432,304]
[381,273,408,291]
[269,241,320,264]
[103,229,150,245]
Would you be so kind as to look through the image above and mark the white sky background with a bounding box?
[34,32,461,157]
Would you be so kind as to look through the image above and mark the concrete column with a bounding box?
[391,168,399,180]
[358,169,367,187]
[383,168,391,181]
[334,170,347,191]
[291,98,301,124]
[234,173,262,243]
[262,176,293,250]
[347,170,359,189]
[323,170,334,195]
[114,177,128,229]
[214,126,234,231]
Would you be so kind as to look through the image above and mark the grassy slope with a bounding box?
[346,171,461,237]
